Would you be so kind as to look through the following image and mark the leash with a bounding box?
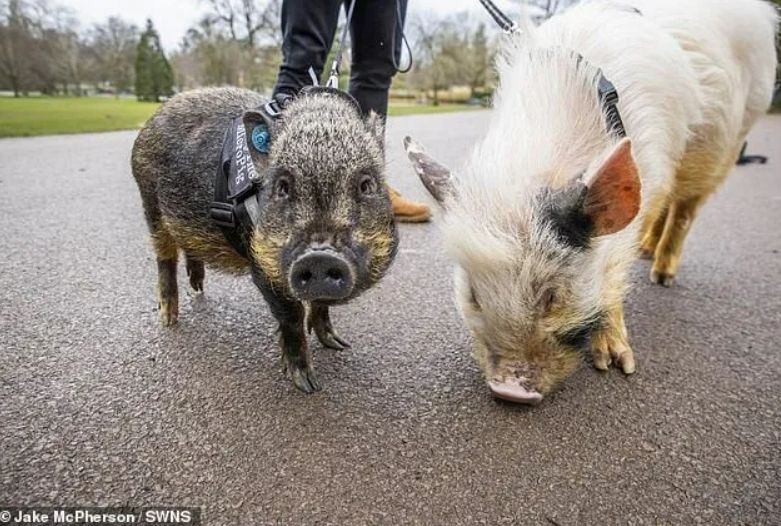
[328,0,412,87]
[391,0,413,74]
[477,0,627,140]
[736,141,768,165]
[478,0,519,34]
[326,0,357,88]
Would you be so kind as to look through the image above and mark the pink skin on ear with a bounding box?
[584,138,641,236]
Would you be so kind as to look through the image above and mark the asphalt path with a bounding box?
[1,111,779,525]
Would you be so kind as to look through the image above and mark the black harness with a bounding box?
[592,60,627,139]
[209,100,281,258]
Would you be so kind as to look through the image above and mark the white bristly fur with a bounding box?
[440,0,778,390]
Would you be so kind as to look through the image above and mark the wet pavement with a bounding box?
[1,111,779,524]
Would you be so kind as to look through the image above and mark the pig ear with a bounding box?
[583,138,641,236]
[403,136,454,205]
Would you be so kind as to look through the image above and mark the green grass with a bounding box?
[387,102,484,117]
[0,96,160,138]
[0,96,484,138]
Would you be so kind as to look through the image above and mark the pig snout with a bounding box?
[488,380,543,406]
[289,248,355,301]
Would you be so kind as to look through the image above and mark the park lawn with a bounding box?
[388,102,484,117]
[0,97,160,138]
[0,96,483,138]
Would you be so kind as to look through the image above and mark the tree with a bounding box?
[200,0,281,48]
[171,3,282,93]
[135,19,173,101]
[0,0,84,96]
[528,0,579,21]
[51,28,85,95]
[465,23,491,98]
[0,0,32,96]
[408,14,470,105]
[88,17,138,95]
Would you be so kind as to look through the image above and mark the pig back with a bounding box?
[151,88,266,232]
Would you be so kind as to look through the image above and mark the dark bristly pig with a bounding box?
[131,86,398,393]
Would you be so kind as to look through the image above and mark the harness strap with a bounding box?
[574,52,627,139]
[210,104,280,258]
[597,72,626,139]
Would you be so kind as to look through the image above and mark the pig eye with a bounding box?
[358,175,377,196]
[274,176,291,199]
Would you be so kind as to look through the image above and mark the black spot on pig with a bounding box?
[555,313,605,351]
[539,182,594,250]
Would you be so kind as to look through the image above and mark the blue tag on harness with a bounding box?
[251,124,270,154]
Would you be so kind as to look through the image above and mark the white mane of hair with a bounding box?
[442,0,711,269]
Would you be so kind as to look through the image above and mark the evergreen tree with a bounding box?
[134,19,173,102]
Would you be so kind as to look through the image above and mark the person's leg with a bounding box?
[348,0,407,117]
[349,0,430,222]
[273,0,342,99]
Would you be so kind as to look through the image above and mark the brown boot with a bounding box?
[387,185,431,223]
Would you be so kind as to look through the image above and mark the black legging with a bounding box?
[273,0,408,118]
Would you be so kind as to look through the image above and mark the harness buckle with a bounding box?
[263,100,282,119]
[210,201,236,229]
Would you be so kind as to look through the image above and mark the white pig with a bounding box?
[405,0,778,404]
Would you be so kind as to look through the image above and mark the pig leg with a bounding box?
[639,203,669,259]
[135,162,179,326]
[185,254,205,292]
[136,172,179,326]
[307,303,351,350]
[651,195,705,287]
[591,302,636,375]
[252,268,321,393]
[151,225,179,327]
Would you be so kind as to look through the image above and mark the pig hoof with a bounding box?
[619,353,637,375]
[592,351,611,371]
[639,247,655,260]
[307,308,351,350]
[315,329,351,350]
[288,366,322,393]
[189,276,204,293]
[591,337,636,375]
[186,262,205,292]
[158,301,179,327]
[650,270,675,287]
